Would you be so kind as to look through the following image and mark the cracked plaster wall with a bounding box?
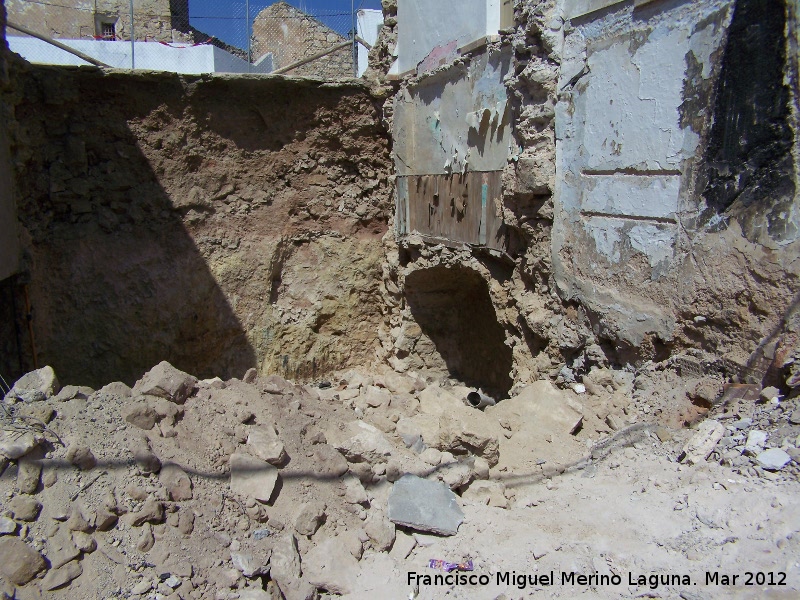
[554,0,800,375]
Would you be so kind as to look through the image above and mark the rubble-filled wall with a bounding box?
[252,1,354,79]
[1,63,392,388]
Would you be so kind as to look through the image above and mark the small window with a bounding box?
[101,22,115,40]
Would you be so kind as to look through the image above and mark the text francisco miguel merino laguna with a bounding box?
[407,569,787,590]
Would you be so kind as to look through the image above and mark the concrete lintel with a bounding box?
[458,34,501,56]
[564,0,629,20]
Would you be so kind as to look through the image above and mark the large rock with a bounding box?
[5,366,60,401]
[311,444,349,477]
[303,538,360,595]
[438,411,500,467]
[487,381,583,435]
[229,453,279,503]
[0,537,47,584]
[9,494,41,521]
[133,361,197,404]
[247,425,287,465]
[325,421,394,463]
[387,475,464,536]
[0,430,42,460]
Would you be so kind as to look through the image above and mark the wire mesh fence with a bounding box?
[4,1,380,77]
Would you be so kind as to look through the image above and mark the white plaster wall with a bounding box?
[553,0,733,344]
[7,37,269,74]
[396,0,499,73]
[357,9,383,77]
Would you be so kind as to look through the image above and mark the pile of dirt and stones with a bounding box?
[1,359,799,599]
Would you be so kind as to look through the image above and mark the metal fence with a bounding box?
[4,1,380,78]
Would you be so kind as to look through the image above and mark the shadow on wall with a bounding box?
[404,265,513,398]
[7,66,257,388]
[700,0,797,243]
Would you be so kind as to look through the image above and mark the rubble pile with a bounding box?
[1,359,799,599]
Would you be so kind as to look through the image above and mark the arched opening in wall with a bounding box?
[404,266,513,398]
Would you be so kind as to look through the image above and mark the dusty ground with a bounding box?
[1,360,799,600]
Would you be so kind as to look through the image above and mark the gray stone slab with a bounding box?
[756,448,792,471]
[387,475,464,536]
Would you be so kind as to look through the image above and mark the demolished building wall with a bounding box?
[383,0,800,395]
[5,0,191,43]
[0,63,393,388]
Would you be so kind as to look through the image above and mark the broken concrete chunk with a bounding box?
[744,430,768,455]
[5,365,60,402]
[312,444,349,477]
[382,371,417,395]
[231,550,269,578]
[132,361,197,404]
[247,424,287,465]
[303,537,359,595]
[159,464,193,501]
[325,421,394,463]
[122,402,158,430]
[438,412,500,467]
[125,497,164,527]
[462,480,508,508]
[759,386,781,402]
[97,381,132,398]
[53,385,94,402]
[293,501,326,537]
[496,381,583,434]
[756,448,792,471]
[16,459,42,494]
[65,442,97,471]
[136,523,155,552]
[680,419,725,465]
[389,530,417,560]
[47,530,81,568]
[362,385,391,408]
[129,437,161,474]
[364,509,395,551]
[0,430,42,460]
[343,474,369,505]
[229,452,279,503]
[0,537,47,585]
[387,474,464,536]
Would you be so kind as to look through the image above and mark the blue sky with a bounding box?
[189,0,383,48]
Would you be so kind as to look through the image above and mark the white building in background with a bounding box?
[6,37,272,74]
[356,8,383,77]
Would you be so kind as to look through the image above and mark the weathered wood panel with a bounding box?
[398,172,506,251]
